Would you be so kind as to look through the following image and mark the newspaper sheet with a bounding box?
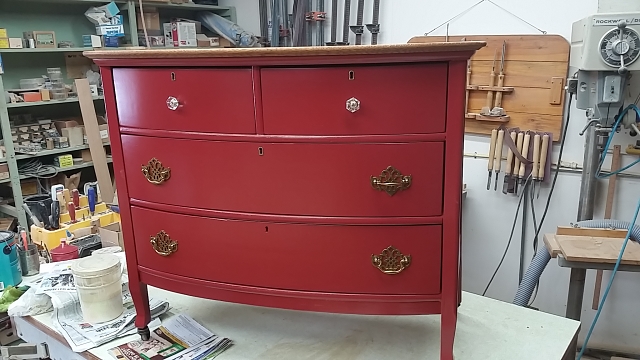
[51,285,170,352]
[108,314,233,360]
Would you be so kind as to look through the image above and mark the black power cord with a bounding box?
[483,95,573,297]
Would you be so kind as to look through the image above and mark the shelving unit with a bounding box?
[0,0,237,229]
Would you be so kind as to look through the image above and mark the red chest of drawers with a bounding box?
[87,42,483,360]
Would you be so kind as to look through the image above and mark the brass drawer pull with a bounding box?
[141,158,171,185]
[150,230,178,256]
[371,166,412,196]
[372,246,411,275]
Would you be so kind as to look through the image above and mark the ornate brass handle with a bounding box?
[150,230,178,256]
[141,158,171,185]
[372,246,411,275]
[346,97,360,113]
[371,166,412,196]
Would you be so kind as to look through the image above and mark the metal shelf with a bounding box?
[0,156,113,184]
[0,47,90,54]
[6,96,104,108]
[14,143,110,160]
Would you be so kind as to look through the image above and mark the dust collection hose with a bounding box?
[512,220,640,307]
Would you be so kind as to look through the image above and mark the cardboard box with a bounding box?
[163,22,197,48]
[99,222,123,248]
[83,35,102,48]
[0,164,9,180]
[138,34,164,47]
[219,37,233,48]
[54,119,80,134]
[96,24,125,37]
[61,127,84,147]
[209,36,220,47]
[196,33,210,47]
[23,92,41,102]
[24,31,56,48]
[81,149,92,162]
[0,29,6,38]
[137,9,161,31]
[40,89,51,101]
[0,39,8,49]
[19,179,38,196]
[99,124,109,143]
[103,35,120,47]
[8,38,22,49]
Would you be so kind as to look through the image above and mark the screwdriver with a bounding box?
[88,187,96,217]
[487,129,498,190]
[72,189,80,208]
[519,132,531,185]
[503,131,517,194]
[513,132,524,194]
[532,133,541,194]
[51,200,60,230]
[538,134,550,198]
[484,50,498,114]
[63,189,71,205]
[493,129,505,191]
[56,192,66,214]
[68,202,76,223]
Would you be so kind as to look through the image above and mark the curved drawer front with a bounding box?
[132,206,442,295]
[113,68,256,134]
[122,135,444,217]
[261,63,448,136]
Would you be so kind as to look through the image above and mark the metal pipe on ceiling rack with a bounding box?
[259,0,269,43]
[327,0,338,45]
[281,0,290,46]
[366,0,380,45]
[341,0,352,44]
[306,0,313,46]
[351,0,365,45]
[317,0,325,46]
[270,0,280,46]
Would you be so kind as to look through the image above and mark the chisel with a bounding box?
[513,132,524,194]
[503,131,517,194]
[487,129,498,190]
[519,132,531,185]
[483,50,497,114]
[532,133,541,194]
[63,188,71,205]
[57,192,66,214]
[494,129,505,191]
[537,134,550,198]
[494,41,507,109]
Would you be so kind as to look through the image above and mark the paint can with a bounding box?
[71,254,123,323]
[0,231,22,288]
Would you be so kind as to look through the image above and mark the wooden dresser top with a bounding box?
[85,42,485,59]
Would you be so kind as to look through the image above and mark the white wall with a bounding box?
[229,0,640,353]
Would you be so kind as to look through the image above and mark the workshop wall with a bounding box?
[231,0,640,354]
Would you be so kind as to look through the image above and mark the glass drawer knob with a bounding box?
[166,96,180,111]
[346,97,360,113]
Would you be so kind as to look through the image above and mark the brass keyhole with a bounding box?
[258,147,264,156]
[171,72,176,81]
[348,70,355,80]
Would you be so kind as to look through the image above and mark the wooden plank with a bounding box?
[555,235,640,265]
[593,145,622,310]
[543,233,563,257]
[556,226,627,238]
[465,113,562,141]
[549,77,564,104]
[469,60,567,89]
[468,87,563,116]
[76,79,115,204]
[408,35,569,62]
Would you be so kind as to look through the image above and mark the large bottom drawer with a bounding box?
[131,206,442,295]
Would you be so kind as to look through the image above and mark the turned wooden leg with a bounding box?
[130,281,151,334]
[440,301,457,360]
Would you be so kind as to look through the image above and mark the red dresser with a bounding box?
[87,42,483,360]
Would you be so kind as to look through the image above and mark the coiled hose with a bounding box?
[512,220,640,306]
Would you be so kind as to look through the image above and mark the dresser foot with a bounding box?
[138,326,151,341]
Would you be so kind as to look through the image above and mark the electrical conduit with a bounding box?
[512,220,640,307]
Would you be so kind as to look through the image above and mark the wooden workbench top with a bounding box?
[84,42,486,60]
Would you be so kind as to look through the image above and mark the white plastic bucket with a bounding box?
[71,254,123,323]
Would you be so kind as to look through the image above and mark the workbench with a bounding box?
[13,287,579,360]
[544,232,640,356]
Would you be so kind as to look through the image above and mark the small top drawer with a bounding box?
[112,68,256,134]
[261,63,448,136]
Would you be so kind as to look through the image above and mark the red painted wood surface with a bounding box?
[139,268,443,315]
[122,135,445,217]
[96,46,477,360]
[132,206,442,295]
[112,68,256,133]
[261,63,448,135]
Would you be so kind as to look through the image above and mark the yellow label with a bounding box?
[0,29,7,38]
[57,155,74,168]
[0,38,8,49]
